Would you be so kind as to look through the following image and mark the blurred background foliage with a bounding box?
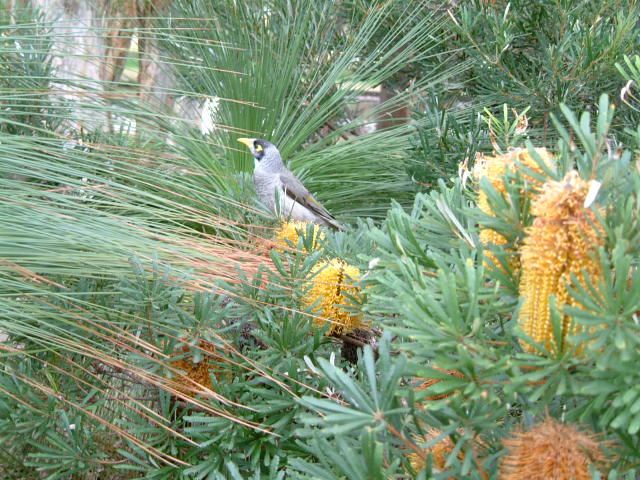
[1,0,639,478]
[159,0,467,219]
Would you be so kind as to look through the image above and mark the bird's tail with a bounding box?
[323,216,345,231]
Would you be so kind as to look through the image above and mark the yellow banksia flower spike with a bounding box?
[518,170,604,354]
[274,220,322,250]
[274,220,324,252]
[474,147,555,272]
[500,418,613,480]
[303,258,365,335]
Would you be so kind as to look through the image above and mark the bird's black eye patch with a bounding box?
[254,142,263,153]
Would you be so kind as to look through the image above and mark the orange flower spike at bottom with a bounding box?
[169,338,225,396]
[408,428,486,478]
[408,428,461,475]
[500,418,613,480]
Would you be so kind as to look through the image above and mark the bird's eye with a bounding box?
[255,143,263,153]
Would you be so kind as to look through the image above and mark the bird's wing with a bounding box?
[278,170,343,230]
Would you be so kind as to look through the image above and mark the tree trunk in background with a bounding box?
[376,82,410,131]
[38,0,104,83]
[25,0,107,128]
[18,0,176,129]
[136,0,174,112]
[102,1,136,84]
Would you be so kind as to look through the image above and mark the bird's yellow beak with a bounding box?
[237,138,253,148]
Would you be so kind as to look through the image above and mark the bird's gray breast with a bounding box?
[253,170,280,208]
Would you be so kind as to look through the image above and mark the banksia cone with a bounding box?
[500,418,612,480]
[518,170,604,354]
[304,258,365,335]
[274,220,324,252]
[169,338,225,396]
[474,147,554,212]
[474,148,555,272]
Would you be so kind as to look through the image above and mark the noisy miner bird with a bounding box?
[237,138,343,230]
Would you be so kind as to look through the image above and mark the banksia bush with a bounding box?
[518,170,604,354]
[3,0,639,475]
[285,97,640,478]
[303,258,365,335]
[474,147,555,271]
[274,220,324,252]
[500,418,612,480]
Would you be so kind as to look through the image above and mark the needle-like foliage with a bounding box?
[161,0,467,219]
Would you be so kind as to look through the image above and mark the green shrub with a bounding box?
[291,96,640,478]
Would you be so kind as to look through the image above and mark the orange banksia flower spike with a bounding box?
[168,337,227,396]
[500,417,613,480]
[408,428,461,475]
[408,428,485,478]
[414,367,465,402]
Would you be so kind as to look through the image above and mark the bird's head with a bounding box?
[237,138,282,171]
